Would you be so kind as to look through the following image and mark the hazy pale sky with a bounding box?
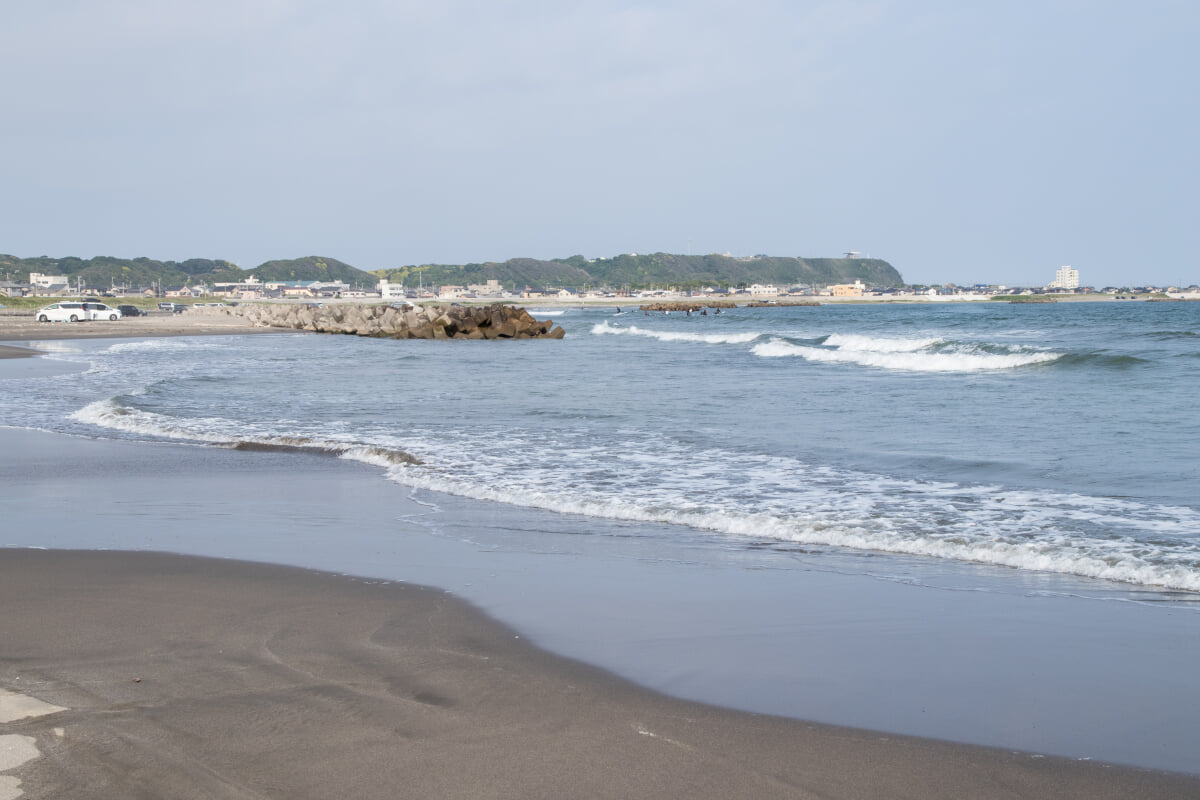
[2,1,1196,287]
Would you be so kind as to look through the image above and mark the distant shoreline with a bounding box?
[1,293,1191,350]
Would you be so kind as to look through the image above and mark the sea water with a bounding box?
[4,300,1200,770]
[15,301,1200,593]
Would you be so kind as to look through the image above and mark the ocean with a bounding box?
[4,299,1200,771]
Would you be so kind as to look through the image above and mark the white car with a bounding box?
[35,302,121,322]
[82,302,121,320]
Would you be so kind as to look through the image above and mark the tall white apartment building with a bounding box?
[1048,265,1079,290]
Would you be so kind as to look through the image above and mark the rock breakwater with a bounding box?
[745,300,820,307]
[637,301,737,312]
[216,303,566,340]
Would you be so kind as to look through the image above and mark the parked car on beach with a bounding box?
[117,304,146,317]
[35,302,120,322]
[81,303,120,320]
[36,302,87,322]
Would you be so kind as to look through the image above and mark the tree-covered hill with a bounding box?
[0,254,243,290]
[374,253,902,290]
[2,251,903,292]
[0,254,376,289]
[250,256,376,284]
[574,253,901,289]
[375,257,593,289]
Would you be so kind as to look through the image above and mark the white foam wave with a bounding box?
[71,399,232,442]
[66,395,1200,593]
[69,400,418,466]
[823,333,943,352]
[383,462,1200,593]
[591,320,760,344]
[752,338,1060,372]
[103,339,215,354]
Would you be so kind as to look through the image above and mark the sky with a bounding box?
[1,1,1196,288]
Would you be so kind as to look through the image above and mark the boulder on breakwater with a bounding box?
[212,303,566,340]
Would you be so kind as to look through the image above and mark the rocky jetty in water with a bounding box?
[745,300,820,307]
[637,301,737,312]
[217,303,566,340]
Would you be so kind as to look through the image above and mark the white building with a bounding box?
[1048,266,1079,290]
[29,272,69,288]
[378,279,406,300]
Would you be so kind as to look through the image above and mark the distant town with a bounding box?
[4,264,1198,303]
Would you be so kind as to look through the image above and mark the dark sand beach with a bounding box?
[0,309,274,345]
[3,549,1197,800]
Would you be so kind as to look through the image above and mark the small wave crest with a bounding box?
[822,333,943,353]
[1052,352,1150,369]
[591,320,761,344]
[69,399,420,465]
[103,340,216,354]
[1142,330,1200,341]
[752,336,1061,372]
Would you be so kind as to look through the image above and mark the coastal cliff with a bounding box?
[221,302,565,340]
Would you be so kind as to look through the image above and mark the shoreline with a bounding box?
[0,312,283,345]
[0,293,1177,350]
[3,548,1197,799]
[2,326,1200,796]
[2,424,1200,786]
[0,344,43,359]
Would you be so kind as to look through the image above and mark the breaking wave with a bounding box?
[822,333,943,352]
[60,393,1200,593]
[377,433,1200,593]
[589,324,1062,372]
[752,336,1062,372]
[591,320,761,344]
[69,399,420,466]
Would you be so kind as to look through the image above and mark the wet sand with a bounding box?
[0,344,42,359]
[3,549,1197,800]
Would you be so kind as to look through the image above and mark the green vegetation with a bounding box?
[2,251,904,292]
[377,258,592,290]
[375,253,903,291]
[250,256,368,283]
[0,296,55,310]
[0,254,377,291]
[0,254,249,292]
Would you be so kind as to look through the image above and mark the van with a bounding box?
[35,302,87,322]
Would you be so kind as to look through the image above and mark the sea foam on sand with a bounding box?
[0,690,66,800]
